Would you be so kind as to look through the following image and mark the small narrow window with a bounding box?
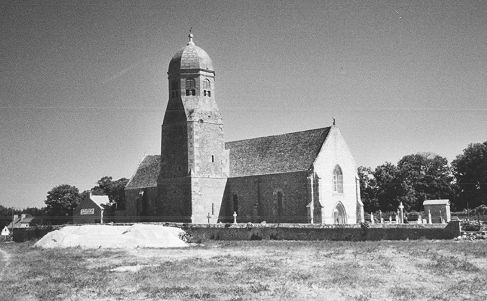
[186,90,190,96]
[171,80,179,90]
[208,91,211,97]
[204,90,207,96]
[191,89,195,96]
[277,191,283,217]
[171,80,179,97]
[233,194,238,214]
[211,155,214,162]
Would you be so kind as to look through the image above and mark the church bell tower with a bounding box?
[157,33,228,223]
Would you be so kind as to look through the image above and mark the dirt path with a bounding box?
[0,248,11,280]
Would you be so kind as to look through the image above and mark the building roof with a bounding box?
[125,127,331,189]
[6,214,35,229]
[423,199,450,206]
[90,194,110,209]
[168,34,213,74]
[225,127,331,177]
[126,155,161,189]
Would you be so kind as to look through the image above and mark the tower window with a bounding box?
[171,80,179,97]
[211,155,214,162]
[203,79,211,97]
[185,78,195,96]
[204,90,207,96]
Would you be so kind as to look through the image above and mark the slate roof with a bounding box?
[7,214,35,229]
[125,127,331,189]
[168,43,213,74]
[225,127,331,177]
[125,155,161,189]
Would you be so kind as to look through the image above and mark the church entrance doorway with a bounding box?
[333,202,347,224]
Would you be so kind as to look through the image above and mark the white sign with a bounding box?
[1,226,10,236]
[80,208,95,215]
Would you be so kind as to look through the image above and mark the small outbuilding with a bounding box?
[423,199,451,223]
[73,193,110,224]
[7,214,36,229]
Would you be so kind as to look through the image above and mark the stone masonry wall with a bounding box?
[185,221,461,241]
[222,171,309,223]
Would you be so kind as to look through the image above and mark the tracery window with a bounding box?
[333,165,343,193]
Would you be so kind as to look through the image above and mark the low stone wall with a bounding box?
[184,221,461,241]
[11,222,461,242]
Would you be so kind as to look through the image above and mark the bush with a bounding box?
[462,221,481,231]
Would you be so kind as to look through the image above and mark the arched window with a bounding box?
[203,78,211,97]
[333,165,343,193]
[185,78,195,96]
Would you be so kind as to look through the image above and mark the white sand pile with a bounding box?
[34,224,188,249]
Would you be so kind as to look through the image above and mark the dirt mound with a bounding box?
[34,224,188,249]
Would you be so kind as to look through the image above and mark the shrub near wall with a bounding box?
[12,225,63,242]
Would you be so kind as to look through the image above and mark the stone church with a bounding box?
[124,34,364,224]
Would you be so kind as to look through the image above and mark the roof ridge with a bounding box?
[226,127,331,145]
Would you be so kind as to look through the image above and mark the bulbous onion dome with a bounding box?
[168,33,214,74]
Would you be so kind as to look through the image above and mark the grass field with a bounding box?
[1,240,486,300]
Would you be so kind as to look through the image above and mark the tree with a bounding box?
[397,153,454,211]
[358,166,379,212]
[452,142,487,209]
[373,162,404,212]
[44,184,81,224]
[92,176,129,210]
[0,205,22,229]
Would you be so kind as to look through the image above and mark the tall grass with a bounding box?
[0,240,486,300]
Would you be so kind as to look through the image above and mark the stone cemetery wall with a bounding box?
[185,221,461,241]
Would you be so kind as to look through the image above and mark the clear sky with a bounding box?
[1,0,486,208]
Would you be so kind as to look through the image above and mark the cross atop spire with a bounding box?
[187,28,195,46]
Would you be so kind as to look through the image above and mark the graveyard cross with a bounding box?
[233,211,237,224]
[399,202,404,224]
